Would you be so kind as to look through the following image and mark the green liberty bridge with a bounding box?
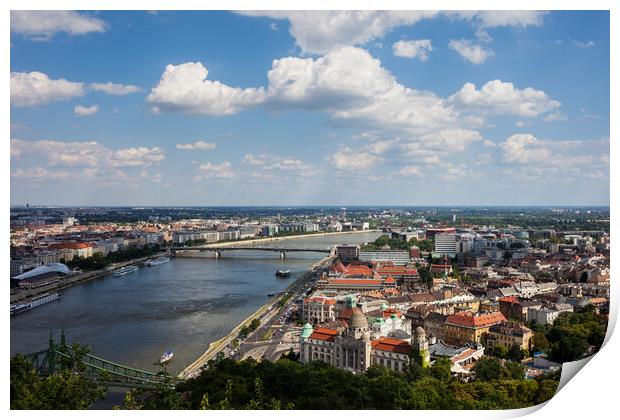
[23,329,181,390]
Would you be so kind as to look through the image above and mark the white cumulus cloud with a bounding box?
[11,138,164,169]
[147,62,266,115]
[239,11,546,54]
[11,11,106,39]
[74,104,99,116]
[147,47,561,162]
[176,140,216,150]
[196,162,234,179]
[11,71,84,106]
[242,154,266,166]
[238,11,439,54]
[449,39,494,64]
[544,111,568,122]
[500,133,552,163]
[392,39,432,61]
[90,82,143,95]
[328,148,381,171]
[112,147,165,167]
[470,11,547,28]
[448,79,561,117]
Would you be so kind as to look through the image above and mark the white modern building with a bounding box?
[435,234,457,257]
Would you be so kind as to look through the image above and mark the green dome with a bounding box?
[301,323,313,339]
[381,303,388,310]
[390,313,397,319]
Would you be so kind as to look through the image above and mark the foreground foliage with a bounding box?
[131,357,558,410]
[529,308,607,363]
[11,347,106,410]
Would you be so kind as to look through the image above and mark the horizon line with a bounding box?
[9,204,611,208]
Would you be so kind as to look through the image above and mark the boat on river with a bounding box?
[10,292,61,316]
[275,270,291,278]
[160,350,174,364]
[145,257,170,266]
[112,265,139,277]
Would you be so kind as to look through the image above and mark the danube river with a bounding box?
[10,231,381,375]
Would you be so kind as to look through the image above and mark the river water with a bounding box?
[10,231,381,375]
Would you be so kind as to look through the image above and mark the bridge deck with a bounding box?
[171,246,330,253]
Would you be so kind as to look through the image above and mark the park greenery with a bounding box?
[63,246,160,271]
[238,318,261,340]
[528,308,607,363]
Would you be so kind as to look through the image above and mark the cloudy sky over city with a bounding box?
[10,10,609,206]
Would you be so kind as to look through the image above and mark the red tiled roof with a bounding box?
[309,327,338,342]
[383,289,401,297]
[305,297,337,305]
[328,279,383,285]
[371,337,410,354]
[382,308,402,318]
[499,296,519,304]
[452,348,478,363]
[446,311,507,329]
[345,265,372,275]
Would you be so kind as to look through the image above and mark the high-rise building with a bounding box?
[434,234,457,257]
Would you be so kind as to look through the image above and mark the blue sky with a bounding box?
[10,10,610,206]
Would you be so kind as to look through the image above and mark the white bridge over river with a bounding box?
[169,245,335,259]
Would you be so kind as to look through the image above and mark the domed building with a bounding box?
[300,296,431,373]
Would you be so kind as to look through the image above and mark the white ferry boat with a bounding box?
[145,257,170,267]
[160,350,174,364]
[10,292,61,316]
[112,265,139,277]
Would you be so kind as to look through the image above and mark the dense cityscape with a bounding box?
[10,206,610,409]
[9,8,611,413]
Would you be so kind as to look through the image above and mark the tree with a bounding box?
[129,353,558,410]
[418,267,433,288]
[490,344,508,359]
[505,361,526,379]
[508,344,527,362]
[531,333,550,354]
[472,357,524,381]
[549,334,588,363]
[430,357,452,381]
[365,364,394,379]
[472,357,504,381]
[249,319,261,331]
[535,380,559,405]
[11,352,106,409]
[121,367,189,410]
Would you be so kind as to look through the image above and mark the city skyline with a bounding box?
[10,10,610,206]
